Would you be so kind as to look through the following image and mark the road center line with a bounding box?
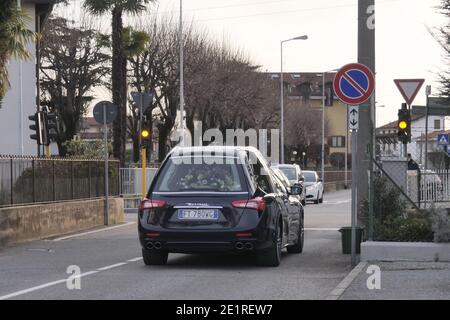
[51,222,136,241]
[97,262,127,271]
[127,257,143,262]
[0,257,142,300]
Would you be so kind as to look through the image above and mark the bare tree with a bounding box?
[40,16,110,155]
[284,101,329,167]
[127,16,280,161]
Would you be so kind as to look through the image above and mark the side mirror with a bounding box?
[254,186,266,198]
[318,178,323,183]
[291,183,302,195]
[299,177,305,182]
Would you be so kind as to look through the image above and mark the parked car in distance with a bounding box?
[303,170,324,204]
[138,146,304,267]
[271,164,306,206]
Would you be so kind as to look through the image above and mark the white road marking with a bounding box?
[97,262,127,271]
[322,199,351,204]
[0,257,141,300]
[305,228,340,231]
[127,257,143,262]
[51,222,135,241]
[326,261,368,300]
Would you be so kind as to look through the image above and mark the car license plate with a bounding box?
[178,209,218,220]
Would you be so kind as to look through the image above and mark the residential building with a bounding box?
[0,0,55,155]
[268,72,350,166]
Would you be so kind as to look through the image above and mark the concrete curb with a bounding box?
[326,261,367,300]
[361,241,450,262]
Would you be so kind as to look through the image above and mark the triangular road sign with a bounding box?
[394,79,425,106]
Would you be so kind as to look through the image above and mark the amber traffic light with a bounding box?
[141,128,150,138]
[140,128,151,148]
[397,103,411,144]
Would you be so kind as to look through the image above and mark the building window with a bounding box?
[434,119,441,130]
[331,136,345,147]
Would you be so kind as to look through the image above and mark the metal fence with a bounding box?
[119,167,159,212]
[119,167,158,197]
[0,156,120,207]
[406,169,450,207]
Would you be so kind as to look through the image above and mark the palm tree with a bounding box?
[84,0,153,166]
[0,0,37,107]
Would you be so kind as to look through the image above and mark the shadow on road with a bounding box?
[142,252,297,270]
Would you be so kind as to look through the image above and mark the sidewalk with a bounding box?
[340,261,450,300]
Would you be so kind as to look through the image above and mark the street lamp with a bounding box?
[179,0,185,146]
[280,35,308,164]
[319,68,338,182]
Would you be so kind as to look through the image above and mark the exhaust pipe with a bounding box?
[146,242,154,250]
[244,242,254,250]
[154,242,162,250]
[235,242,244,250]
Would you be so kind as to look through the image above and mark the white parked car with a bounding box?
[303,171,324,204]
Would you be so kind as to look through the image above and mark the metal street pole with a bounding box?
[425,85,431,170]
[320,69,338,180]
[345,105,348,188]
[103,103,109,226]
[139,93,143,164]
[322,72,325,180]
[280,41,285,164]
[351,127,358,266]
[280,35,308,164]
[18,0,23,155]
[179,0,185,146]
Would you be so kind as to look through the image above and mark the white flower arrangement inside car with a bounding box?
[177,168,236,191]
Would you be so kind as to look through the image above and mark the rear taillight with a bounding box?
[140,199,166,210]
[232,197,266,213]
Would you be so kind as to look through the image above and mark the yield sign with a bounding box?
[394,79,425,106]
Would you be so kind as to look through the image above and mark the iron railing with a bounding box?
[0,156,120,207]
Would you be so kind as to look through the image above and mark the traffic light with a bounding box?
[43,112,59,145]
[28,112,44,145]
[140,128,151,149]
[397,103,411,144]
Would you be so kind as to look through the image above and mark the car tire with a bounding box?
[302,199,306,206]
[287,213,304,254]
[319,192,323,203]
[314,192,320,204]
[257,224,281,267]
[142,248,168,266]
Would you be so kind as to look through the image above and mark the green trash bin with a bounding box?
[339,227,364,254]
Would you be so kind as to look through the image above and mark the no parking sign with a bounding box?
[333,63,375,106]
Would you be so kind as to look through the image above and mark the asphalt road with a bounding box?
[0,190,352,300]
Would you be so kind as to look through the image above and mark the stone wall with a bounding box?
[0,197,124,246]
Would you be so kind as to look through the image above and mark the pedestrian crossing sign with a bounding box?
[437,133,449,146]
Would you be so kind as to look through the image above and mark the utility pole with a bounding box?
[357,0,375,227]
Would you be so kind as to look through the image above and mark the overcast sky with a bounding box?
[60,0,446,126]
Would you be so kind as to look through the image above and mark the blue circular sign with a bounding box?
[333,63,375,105]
